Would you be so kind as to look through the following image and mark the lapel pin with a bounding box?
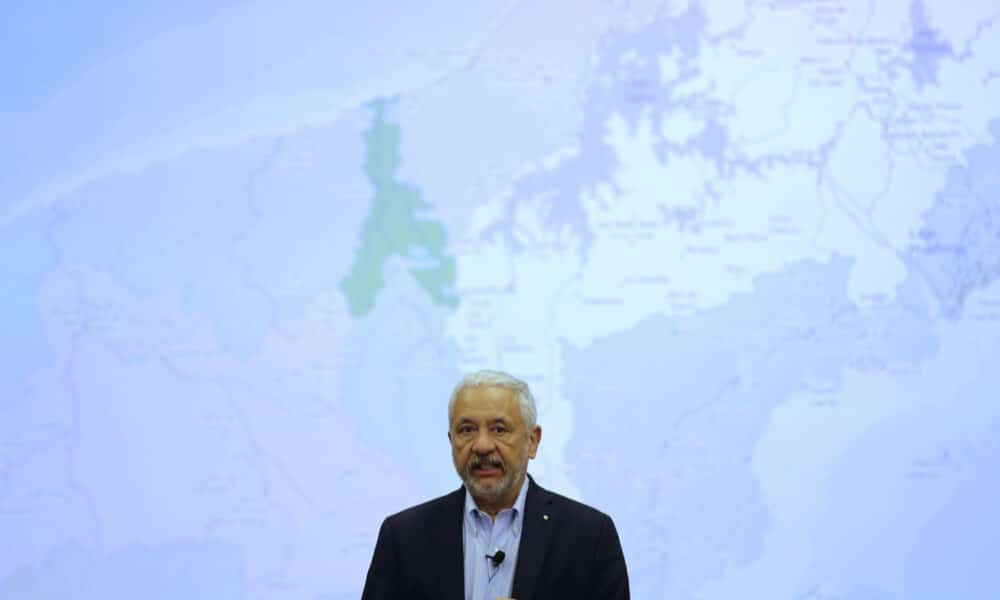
[543,514,549,520]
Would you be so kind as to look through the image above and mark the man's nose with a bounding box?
[471,429,496,454]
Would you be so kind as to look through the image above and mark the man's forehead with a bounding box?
[451,385,521,418]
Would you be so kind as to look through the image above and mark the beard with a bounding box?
[458,453,527,507]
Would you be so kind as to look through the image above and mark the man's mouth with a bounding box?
[470,457,504,477]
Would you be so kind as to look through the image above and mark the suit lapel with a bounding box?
[511,476,554,600]
[427,487,465,600]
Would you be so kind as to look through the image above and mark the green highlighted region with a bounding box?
[341,98,458,317]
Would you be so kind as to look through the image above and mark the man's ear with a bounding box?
[527,425,542,459]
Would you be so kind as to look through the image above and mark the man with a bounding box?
[362,370,629,599]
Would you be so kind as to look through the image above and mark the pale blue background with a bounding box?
[3,1,1000,598]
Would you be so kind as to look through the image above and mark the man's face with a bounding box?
[448,385,541,510]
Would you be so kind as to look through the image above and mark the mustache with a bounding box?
[469,455,505,471]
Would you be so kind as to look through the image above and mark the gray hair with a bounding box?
[448,369,538,430]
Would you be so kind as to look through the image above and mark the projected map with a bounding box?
[3,1,999,598]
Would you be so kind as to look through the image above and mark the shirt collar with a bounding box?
[464,474,531,524]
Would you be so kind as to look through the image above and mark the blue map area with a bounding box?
[0,542,243,599]
[0,211,56,407]
[910,119,1000,317]
[904,435,1000,599]
[487,3,710,255]
[342,260,463,496]
[45,118,370,357]
[563,259,938,597]
[908,0,954,89]
[2,2,999,599]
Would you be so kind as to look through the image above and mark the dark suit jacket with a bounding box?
[361,476,629,599]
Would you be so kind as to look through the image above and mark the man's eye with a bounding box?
[458,425,475,434]
[492,425,509,435]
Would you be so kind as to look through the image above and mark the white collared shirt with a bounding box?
[462,477,529,600]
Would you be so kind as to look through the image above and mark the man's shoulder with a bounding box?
[529,479,615,527]
[383,487,464,530]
